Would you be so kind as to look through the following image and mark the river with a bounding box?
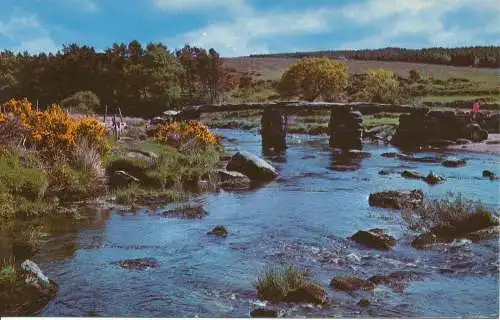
[5,129,499,317]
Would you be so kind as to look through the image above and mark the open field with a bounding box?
[224,57,500,84]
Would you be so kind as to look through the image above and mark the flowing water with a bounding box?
[2,129,499,317]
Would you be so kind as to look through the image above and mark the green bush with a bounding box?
[0,152,49,200]
[60,91,100,114]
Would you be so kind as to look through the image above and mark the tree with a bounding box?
[408,68,421,83]
[277,57,348,101]
[358,69,401,103]
[60,91,100,114]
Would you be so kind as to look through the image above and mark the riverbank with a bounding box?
[446,133,500,155]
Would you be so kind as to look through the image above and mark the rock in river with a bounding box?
[423,171,445,185]
[441,157,467,168]
[117,257,159,270]
[350,228,396,250]
[0,260,59,316]
[226,151,279,182]
[207,225,229,238]
[368,271,425,292]
[330,276,375,292]
[283,283,328,304]
[250,308,278,318]
[401,170,425,180]
[368,189,424,209]
[161,205,208,219]
[214,169,251,190]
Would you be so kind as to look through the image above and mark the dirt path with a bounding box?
[447,133,500,155]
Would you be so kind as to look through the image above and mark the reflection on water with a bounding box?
[2,129,498,317]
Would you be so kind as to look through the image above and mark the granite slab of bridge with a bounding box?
[176,101,419,152]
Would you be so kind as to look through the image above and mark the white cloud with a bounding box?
[168,7,339,56]
[0,14,59,54]
[154,0,246,13]
[165,0,500,56]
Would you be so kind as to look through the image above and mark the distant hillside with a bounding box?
[249,46,500,68]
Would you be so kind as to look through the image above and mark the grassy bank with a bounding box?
[0,99,224,221]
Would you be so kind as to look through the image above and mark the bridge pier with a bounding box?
[329,106,364,150]
[261,107,287,152]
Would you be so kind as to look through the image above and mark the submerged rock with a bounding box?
[250,308,278,318]
[329,163,361,172]
[207,225,229,238]
[401,170,425,180]
[117,257,159,270]
[330,276,375,292]
[161,205,208,219]
[226,151,279,182]
[214,169,251,190]
[358,299,371,307]
[381,152,399,158]
[283,283,327,304]
[0,260,59,316]
[368,190,424,209]
[397,154,443,163]
[350,228,396,250]
[345,150,371,159]
[378,169,392,175]
[368,271,424,292]
[441,157,467,168]
[482,170,496,180]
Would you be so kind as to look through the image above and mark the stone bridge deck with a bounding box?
[180,101,419,115]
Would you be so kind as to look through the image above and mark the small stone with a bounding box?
[250,308,278,318]
[358,299,370,307]
[207,225,229,238]
[350,229,396,250]
[284,283,327,304]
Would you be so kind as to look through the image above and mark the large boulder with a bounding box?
[412,211,499,249]
[350,228,396,250]
[214,169,251,190]
[0,260,59,316]
[368,190,424,209]
[226,151,279,182]
[330,276,375,292]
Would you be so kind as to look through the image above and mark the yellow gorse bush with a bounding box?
[0,98,110,159]
[152,120,220,147]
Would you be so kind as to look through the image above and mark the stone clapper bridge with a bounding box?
[174,101,420,152]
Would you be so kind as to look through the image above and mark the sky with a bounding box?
[0,0,499,57]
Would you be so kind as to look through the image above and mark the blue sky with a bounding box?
[0,0,499,57]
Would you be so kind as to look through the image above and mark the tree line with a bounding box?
[0,41,233,117]
[251,46,500,68]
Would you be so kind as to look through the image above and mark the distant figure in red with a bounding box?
[472,101,480,113]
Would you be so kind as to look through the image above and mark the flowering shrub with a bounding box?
[152,121,220,148]
[0,98,109,160]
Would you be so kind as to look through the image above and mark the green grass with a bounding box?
[254,264,306,302]
[364,115,400,127]
[0,259,17,285]
[422,95,500,103]
[402,193,499,235]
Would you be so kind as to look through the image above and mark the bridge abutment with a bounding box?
[329,107,364,150]
[261,107,287,152]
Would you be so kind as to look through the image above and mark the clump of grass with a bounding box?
[113,183,188,205]
[0,258,17,285]
[402,193,499,236]
[254,264,306,302]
